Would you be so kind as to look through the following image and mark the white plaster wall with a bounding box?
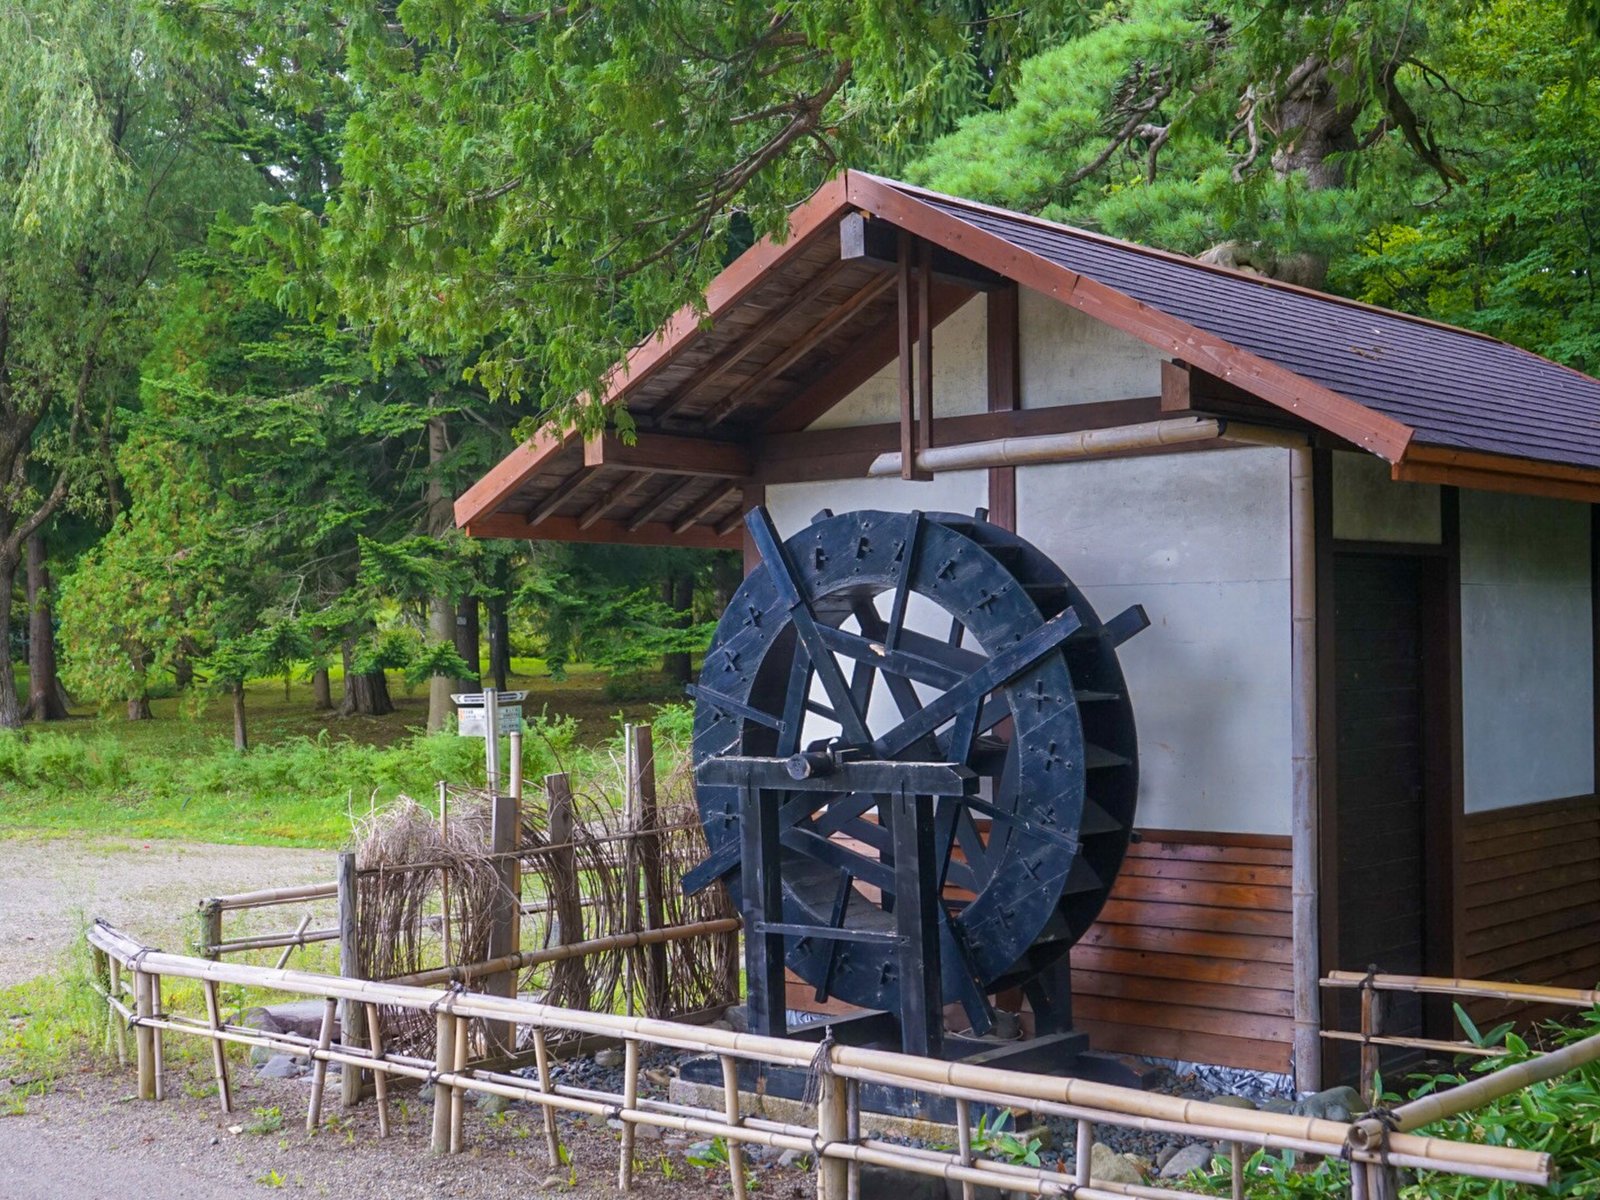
[808,295,990,430]
[1460,490,1594,812]
[1330,450,1442,544]
[1018,446,1295,835]
[1019,287,1165,407]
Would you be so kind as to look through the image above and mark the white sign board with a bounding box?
[457,705,523,737]
[452,690,528,705]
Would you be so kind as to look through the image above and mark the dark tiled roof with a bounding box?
[909,189,1600,473]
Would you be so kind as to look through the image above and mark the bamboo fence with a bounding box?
[86,918,1559,1200]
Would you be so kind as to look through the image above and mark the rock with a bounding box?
[256,1000,337,1041]
[857,1164,945,1200]
[239,1007,285,1035]
[708,1019,734,1032]
[724,1006,749,1033]
[419,1083,435,1103]
[257,1054,305,1079]
[1296,1086,1362,1123]
[1155,1144,1180,1169]
[248,1043,273,1067]
[1209,1094,1259,1111]
[942,1182,1009,1200]
[634,1123,662,1141]
[1159,1143,1216,1179]
[542,1176,567,1189]
[474,1092,512,1115]
[594,1047,625,1069]
[776,1149,804,1168]
[1089,1142,1145,1185]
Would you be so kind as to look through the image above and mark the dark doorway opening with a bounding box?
[1324,549,1454,1084]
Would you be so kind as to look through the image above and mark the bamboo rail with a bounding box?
[1324,969,1600,1009]
[85,920,1554,1197]
[201,882,339,911]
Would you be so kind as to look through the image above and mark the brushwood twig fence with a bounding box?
[87,919,1568,1200]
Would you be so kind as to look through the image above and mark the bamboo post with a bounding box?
[337,851,366,1109]
[438,780,453,967]
[846,1079,861,1200]
[133,969,155,1100]
[151,974,166,1101]
[545,773,587,1001]
[618,1038,640,1191]
[199,900,222,961]
[817,1068,849,1200]
[1289,445,1322,1092]
[449,1012,469,1153]
[629,724,669,1017]
[485,789,521,1057]
[365,1002,390,1138]
[509,728,523,951]
[203,979,233,1113]
[108,956,127,1066]
[275,914,313,971]
[307,997,338,1131]
[533,1028,562,1167]
[622,730,642,1017]
[1351,1158,1369,1200]
[430,1007,455,1154]
[720,1054,748,1200]
[1075,1121,1093,1188]
[1359,970,1380,1105]
[1230,1140,1244,1200]
[955,1097,975,1200]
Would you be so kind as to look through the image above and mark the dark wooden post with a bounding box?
[740,781,787,1038]
[485,790,521,1058]
[629,724,669,1017]
[891,785,942,1058]
[199,899,222,961]
[337,851,366,1107]
[545,773,588,1002]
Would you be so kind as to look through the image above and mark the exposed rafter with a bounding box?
[673,481,740,534]
[627,475,703,532]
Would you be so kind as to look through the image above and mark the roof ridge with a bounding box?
[860,172,1511,349]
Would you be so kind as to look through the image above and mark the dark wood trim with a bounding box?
[672,481,741,534]
[526,466,594,527]
[579,471,650,530]
[1593,500,1598,824]
[986,286,1019,531]
[763,281,973,435]
[461,512,739,549]
[1421,484,1461,1030]
[1461,791,1599,830]
[759,396,1163,484]
[845,174,1416,462]
[1133,828,1292,850]
[627,475,701,532]
[1394,458,1600,505]
[584,432,752,479]
[1328,537,1450,558]
[1312,446,1340,1087]
[896,230,921,481]
[1442,486,1466,987]
[839,211,1008,291]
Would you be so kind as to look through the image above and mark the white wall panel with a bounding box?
[1460,490,1594,812]
[1019,287,1165,408]
[1018,447,1294,834]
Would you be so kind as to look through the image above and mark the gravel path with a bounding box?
[0,1065,783,1199]
[0,834,333,982]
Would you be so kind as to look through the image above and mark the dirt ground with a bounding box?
[0,1064,799,1199]
[0,834,333,982]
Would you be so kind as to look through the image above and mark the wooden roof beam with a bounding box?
[463,511,739,550]
[627,475,702,532]
[672,481,740,534]
[702,270,898,429]
[579,472,652,530]
[584,431,752,478]
[840,212,1008,292]
[652,258,859,422]
[526,466,595,527]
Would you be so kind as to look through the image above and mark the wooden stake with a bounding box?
[365,1002,390,1138]
[1359,973,1379,1106]
[203,979,232,1113]
[449,1013,469,1153]
[845,1079,861,1200]
[151,974,166,1101]
[307,997,338,1131]
[545,773,587,1000]
[438,780,453,966]
[534,1028,562,1167]
[133,970,155,1101]
[720,1054,748,1200]
[486,790,520,1056]
[1075,1121,1093,1189]
[1230,1140,1244,1200]
[430,1008,455,1154]
[338,851,366,1109]
[630,725,670,1017]
[955,1097,975,1200]
[619,1039,640,1191]
[108,957,127,1066]
[817,1068,849,1200]
[199,901,222,961]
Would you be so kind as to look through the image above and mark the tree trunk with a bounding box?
[337,639,395,718]
[662,574,694,685]
[127,695,152,720]
[425,413,456,733]
[232,681,248,751]
[455,592,481,684]
[487,589,511,692]
[0,551,21,729]
[24,534,69,720]
[312,666,332,710]
[174,656,194,690]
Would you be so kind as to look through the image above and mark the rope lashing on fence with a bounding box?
[802,1025,837,1107]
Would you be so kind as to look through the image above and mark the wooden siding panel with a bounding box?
[1459,795,1600,1027]
[1070,834,1294,1072]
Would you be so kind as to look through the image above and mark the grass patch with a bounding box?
[0,665,690,849]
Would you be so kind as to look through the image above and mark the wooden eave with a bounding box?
[459,171,1600,542]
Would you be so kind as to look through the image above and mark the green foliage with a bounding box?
[972,1111,1044,1168]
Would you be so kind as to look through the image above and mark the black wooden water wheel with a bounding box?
[686,506,1146,1047]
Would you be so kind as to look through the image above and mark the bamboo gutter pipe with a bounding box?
[1289,446,1321,1092]
[86,921,1551,1185]
[865,416,1307,477]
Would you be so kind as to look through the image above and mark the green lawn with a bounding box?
[0,661,688,849]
